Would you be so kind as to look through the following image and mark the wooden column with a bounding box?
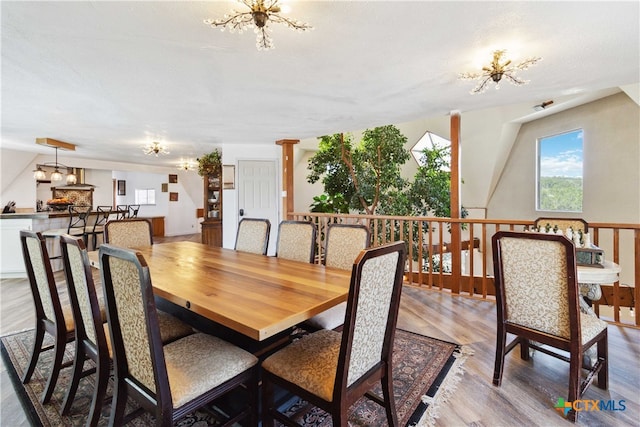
[449,111,462,294]
[276,139,299,219]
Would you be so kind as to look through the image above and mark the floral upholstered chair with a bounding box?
[492,231,608,422]
[234,218,271,255]
[275,220,316,263]
[304,223,370,331]
[104,218,153,248]
[261,241,406,426]
[99,244,259,425]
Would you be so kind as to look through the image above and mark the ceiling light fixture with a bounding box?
[144,141,169,156]
[459,49,542,94]
[177,159,196,171]
[204,0,312,51]
[33,139,77,183]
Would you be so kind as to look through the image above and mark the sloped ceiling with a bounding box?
[1,1,639,168]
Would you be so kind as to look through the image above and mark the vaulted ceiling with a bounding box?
[2,1,638,167]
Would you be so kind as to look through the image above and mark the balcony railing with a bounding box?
[289,212,640,328]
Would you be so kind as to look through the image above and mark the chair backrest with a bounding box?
[335,241,406,393]
[234,218,271,255]
[492,231,580,340]
[92,206,112,231]
[324,223,371,270]
[534,217,588,233]
[99,244,170,406]
[68,205,91,234]
[275,220,316,263]
[20,230,66,330]
[116,205,129,220]
[128,204,140,218]
[61,235,106,350]
[105,219,153,248]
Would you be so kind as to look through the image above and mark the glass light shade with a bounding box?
[66,173,77,184]
[33,167,46,180]
[50,168,63,182]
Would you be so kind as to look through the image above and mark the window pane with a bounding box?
[537,129,583,212]
[134,189,155,205]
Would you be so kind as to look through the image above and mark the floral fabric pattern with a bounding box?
[277,222,314,262]
[106,221,152,248]
[324,226,369,270]
[235,220,269,254]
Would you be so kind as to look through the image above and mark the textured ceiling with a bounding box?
[1,1,639,167]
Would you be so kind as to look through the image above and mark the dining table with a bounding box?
[576,259,621,311]
[88,241,352,342]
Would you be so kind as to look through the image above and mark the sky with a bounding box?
[539,129,583,178]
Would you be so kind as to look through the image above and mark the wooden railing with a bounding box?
[289,212,640,328]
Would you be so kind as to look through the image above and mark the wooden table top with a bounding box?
[90,242,351,341]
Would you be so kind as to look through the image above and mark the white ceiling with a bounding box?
[1,1,639,167]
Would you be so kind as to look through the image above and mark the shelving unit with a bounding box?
[201,167,223,247]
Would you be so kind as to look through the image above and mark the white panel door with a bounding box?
[237,160,278,254]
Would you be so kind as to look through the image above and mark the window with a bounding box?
[537,129,583,212]
[411,131,450,169]
[135,189,156,205]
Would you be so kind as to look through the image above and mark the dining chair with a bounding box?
[60,235,194,425]
[105,218,153,248]
[275,220,316,263]
[491,231,608,422]
[304,223,371,331]
[99,244,259,426]
[234,218,271,255]
[59,234,111,426]
[261,241,406,426]
[115,204,129,220]
[128,204,141,218]
[85,205,112,250]
[19,230,75,404]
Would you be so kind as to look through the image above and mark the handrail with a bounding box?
[289,212,639,328]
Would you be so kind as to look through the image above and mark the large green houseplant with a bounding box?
[197,149,222,176]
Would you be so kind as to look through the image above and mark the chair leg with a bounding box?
[493,326,507,386]
[248,367,259,427]
[22,325,45,384]
[567,349,581,422]
[61,342,86,414]
[109,378,128,427]
[261,375,275,427]
[41,332,66,403]
[382,367,398,427]
[87,356,110,427]
[597,333,608,390]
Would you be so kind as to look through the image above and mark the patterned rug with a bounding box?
[1,328,470,426]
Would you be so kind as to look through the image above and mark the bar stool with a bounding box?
[128,204,140,218]
[41,205,90,266]
[85,205,112,250]
[115,205,129,220]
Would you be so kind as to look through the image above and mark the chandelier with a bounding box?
[33,145,76,184]
[143,141,169,156]
[459,50,542,94]
[177,159,196,171]
[204,0,312,51]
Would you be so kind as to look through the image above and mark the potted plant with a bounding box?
[197,149,222,176]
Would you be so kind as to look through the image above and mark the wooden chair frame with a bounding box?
[234,218,271,255]
[262,241,406,426]
[60,235,111,426]
[99,244,258,426]
[19,230,75,404]
[275,220,317,263]
[492,231,608,422]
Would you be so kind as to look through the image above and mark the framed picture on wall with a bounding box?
[117,180,126,196]
[169,174,178,183]
[169,192,179,202]
[161,183,168,192]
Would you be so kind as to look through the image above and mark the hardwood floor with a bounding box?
[1,234,638,426]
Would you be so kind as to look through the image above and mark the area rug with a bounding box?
[1,328,470,426]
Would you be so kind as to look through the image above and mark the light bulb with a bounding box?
[51,168,63,182]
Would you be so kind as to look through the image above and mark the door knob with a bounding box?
[239,208,244,216]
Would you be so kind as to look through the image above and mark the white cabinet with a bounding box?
[0,218,32,278]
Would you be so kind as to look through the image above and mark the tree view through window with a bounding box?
[537,129,583,212]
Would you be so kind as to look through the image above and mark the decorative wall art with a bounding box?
[168,174,178,183]
[117,180,126,196]
[169,192,179,202]
[161,183,168,192]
